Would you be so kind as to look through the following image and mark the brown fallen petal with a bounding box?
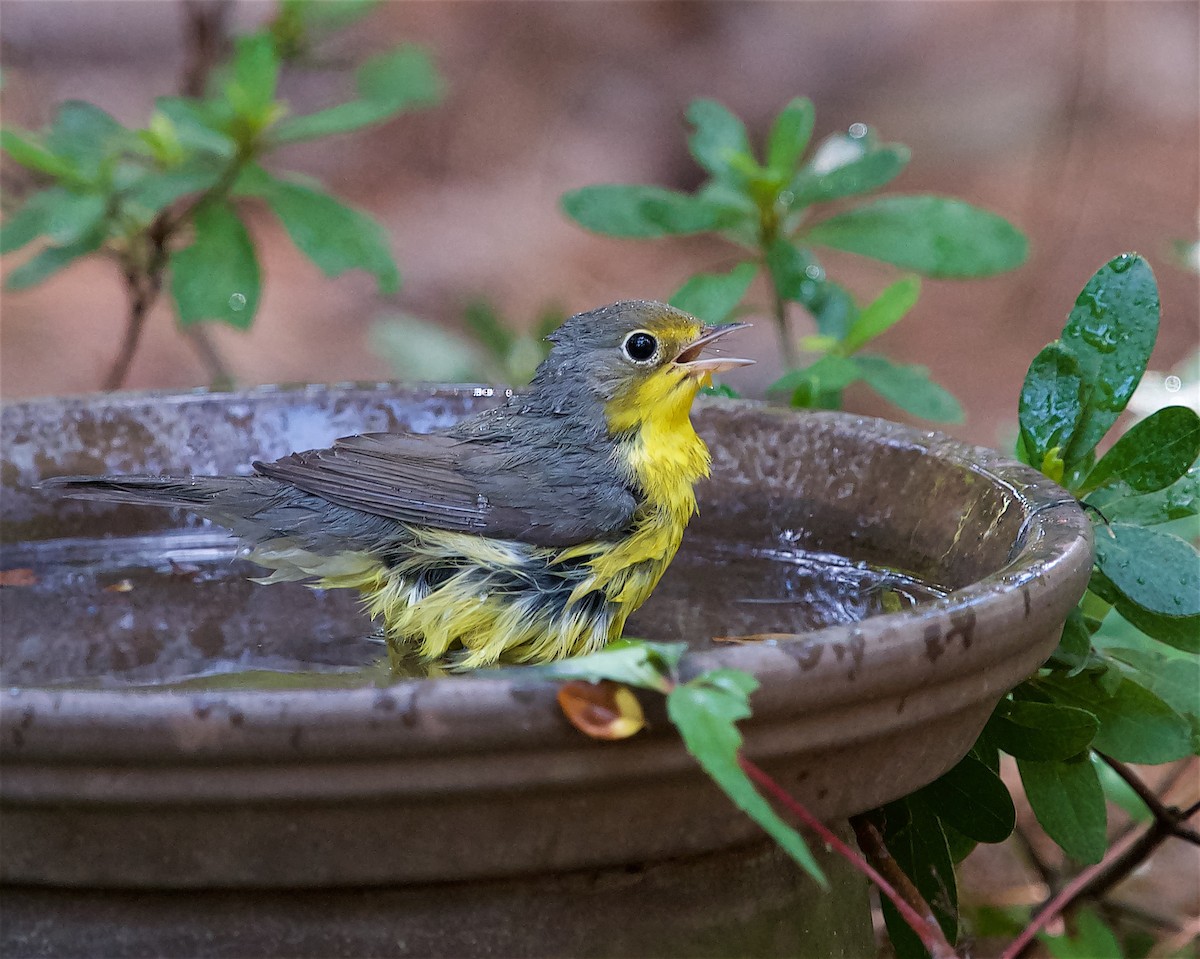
[712,632,796,644]
[556,680,645,740]
[104,579,135,593]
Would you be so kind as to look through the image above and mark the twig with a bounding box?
[770,284,797,370]
[1099,755,1200,846]
[1001,788,1200,959]
[737,755,958,959]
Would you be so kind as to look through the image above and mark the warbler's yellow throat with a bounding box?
[45,301,753,668]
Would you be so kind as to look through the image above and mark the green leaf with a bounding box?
[916,753,1015,843]
[855,354,964,423]
[842,275,921,353]
[0,128,78,180]
[766,97,815,175]
[765,240,858,339]
[1047,607,1093,673]
[1100,465,1199,526]
[1,187,108,255]
[1018,753,1107,863]
[686,99,753,181]
[1040,907,1122,959]
[1084,405,1200,494]
[1103,646,1199,739]
[1093,522,1199,618]
[667,672,826,886]
[122,164,224,217]
[789,141,910,208]
[1039,672,1193,763]
[45,101,124,178]
[804,195,1028,278]
[988,700,1098,761]
[462,300,515,359]
[272,45,441,142]
[1091,571,1199,653]
[225,34,281,120]
[880,797,958,954]
[237,167,399,295]
[1019,343,1084,470]
[767,354,861,398]
[154,98,237,157]
[1061,254,1159,470]
[668,262,756,324]
[169,201,260,329]
[4,227,105,291]
[531,639,686,693]
[561,185,726,238]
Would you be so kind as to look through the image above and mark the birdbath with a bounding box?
[0,385,1092,958]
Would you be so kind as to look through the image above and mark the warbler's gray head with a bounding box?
[528,301,753,426]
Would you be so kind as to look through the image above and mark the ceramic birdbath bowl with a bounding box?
[0,385,1092,958]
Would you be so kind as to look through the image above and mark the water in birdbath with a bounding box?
[0,529,944,689]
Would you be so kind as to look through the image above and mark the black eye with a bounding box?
[623,331,659,363]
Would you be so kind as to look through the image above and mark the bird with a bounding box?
[44,301,753,670]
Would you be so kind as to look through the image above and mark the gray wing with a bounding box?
[254,430,638,548]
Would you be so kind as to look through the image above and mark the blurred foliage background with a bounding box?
[1,0,1196,450]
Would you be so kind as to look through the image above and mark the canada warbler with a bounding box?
[45,301,752,669]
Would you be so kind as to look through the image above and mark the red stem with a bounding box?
[737,754,958,959]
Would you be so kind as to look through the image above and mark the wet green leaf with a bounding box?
[169,201,260,329]
[1061,254,1159,470]
[855,354,964,423]
[1084,405,1200,494]
[803,195,1028,277]
[561,185,727,238]
[272,45,441,142]
[1090,567,1199,653]
[1103,646,1199,745]
[4,226,105,290]
[238,167,399,294]
[669,262,756,323]
[916,753,1015,843]
[0,128,78,180]
[1019,343,1084,470]
[532,639,686,693]
[1093,522,1199,618]
[766,97,815,175]
[842,275,920,353]
[1018,753,1107,863]
[667,671,826,886]
[686,99,754,182]
[1039,672,1192,763]
[988,699,1098,761]
[1098,465,1199,526]
[1046,607,1093,673]
[789,142,910,208]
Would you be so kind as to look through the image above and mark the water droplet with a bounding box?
[1165,375,1182,393]
[778,189,795,206]
[848,122,868,139]
[805,264,824,280]
[1110,254,1134,273]
[229,293,247,312]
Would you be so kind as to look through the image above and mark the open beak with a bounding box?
[674,322,755,376]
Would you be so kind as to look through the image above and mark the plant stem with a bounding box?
[104,267,156,391]
[737,755,958,959]
[1001,781,1200,959]
[771,282,798,369]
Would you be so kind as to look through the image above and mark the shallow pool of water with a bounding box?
[0,531,944,689]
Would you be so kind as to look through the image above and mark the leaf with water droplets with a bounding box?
[1089,568,1199,654]
[1083,405,1200,494]
[1093,464,1199,526]
[1019,342,1084,472]
[1093,521,1199,618]
[169,200,260,329]
[1061,254,1159,470]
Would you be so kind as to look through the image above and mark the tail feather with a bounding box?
[38,475,248,509]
